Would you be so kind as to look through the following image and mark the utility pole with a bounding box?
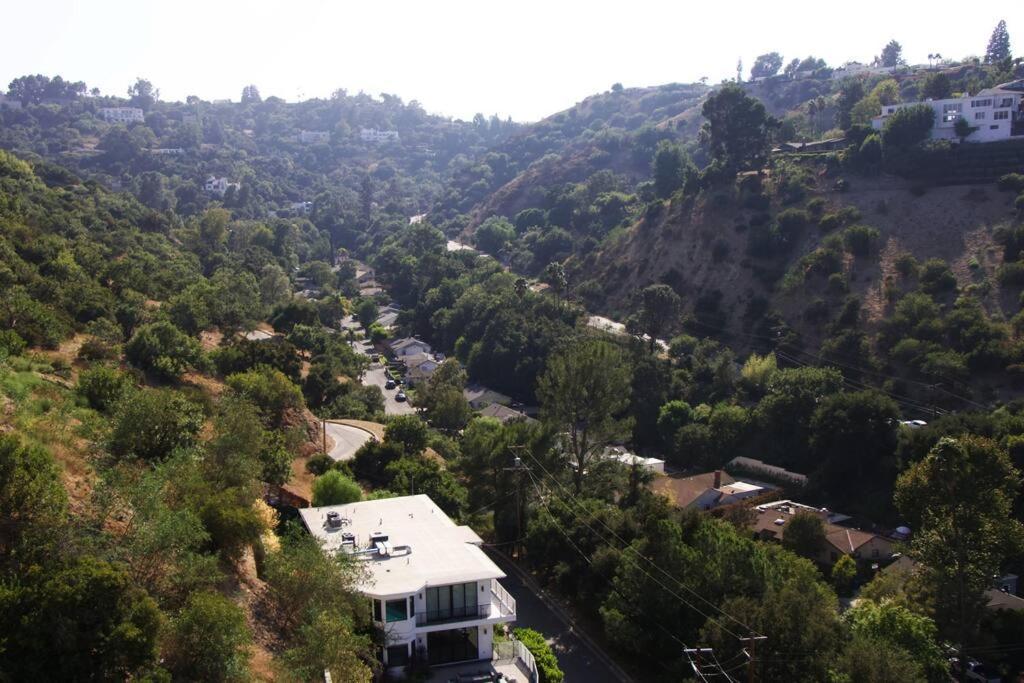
[503,445,531,560]
[684,648,714,680]
[322,419,327,457]
[739,635,767,683]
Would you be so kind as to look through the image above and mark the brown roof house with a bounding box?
[751,500,894,567]
[652,470,775,511]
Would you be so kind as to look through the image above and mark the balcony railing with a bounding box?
[415,580,517,627]
[416,603,489,626]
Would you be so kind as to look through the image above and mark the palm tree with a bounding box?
[815,96,827,134]
[514,277,528,302]
[807,100,819,134]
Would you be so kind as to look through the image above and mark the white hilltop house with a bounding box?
[98,107,145,124]
[300,495,517,672]
[299,130,330,144]
[871,80,1024,143]
[204,176,240,196]
[361,127,401,143]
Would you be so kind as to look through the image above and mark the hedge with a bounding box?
[513,627,564,683]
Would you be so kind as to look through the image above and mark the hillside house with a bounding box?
[652,470,775,510]
[98,107,145,123]
[387,336,432,359]
[204,176,240,196]
[360,127,400,143]
[751,500,894,567]
[463,384,512,411]
[478,403,536,425]
[299,130,330,144]
[402,353,440,387]
[603,446,665,474]
[374,305,402,330]
[871,80,1024,143]
[300,495,517,672]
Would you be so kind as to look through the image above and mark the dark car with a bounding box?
[385,379,396,390]
[395,392,407,402]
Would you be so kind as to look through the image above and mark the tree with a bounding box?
[384,414,429,455]
[165,592,252,682]
[832,554,857,595]
[782,510,826,561]
[513,628,564,683]
[312,470,363,506]
[881,104,935,149]
[240,84,262,104]
[418,360,471,431]
[124,321,203,381]
[921,72,952,100]
[985,20,1011,63]
[542,262,567,300]
[879,40,905,67]
[226,366,304,428]
[77,364,132,412]
[636,284,680,352]
[751,52,784,78]
[537,339,633,493]
[0,557,162,680]
[834,635,926,683]
[0,435,67,571]
[127,77,159,110]
[108,389,203,461]
[843,599,947,681]
[895,436,1024,650]
[651,141,689,198]
[475,216,516,256]
[259,263,292,312]
[700,84,776,173]
[355,298,378,329]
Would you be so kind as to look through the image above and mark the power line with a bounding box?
[523,461,759,641]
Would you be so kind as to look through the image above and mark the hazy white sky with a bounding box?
[1,1,1017,121]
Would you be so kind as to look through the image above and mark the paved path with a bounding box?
[324,422,373,462]
[488,551,629,683]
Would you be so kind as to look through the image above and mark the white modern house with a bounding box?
[871,81,1024,143]
[300,495,516,672]
[204,176,240,196]
[361,127,401,143]
[299,130,331,144]
[98,107,145,124]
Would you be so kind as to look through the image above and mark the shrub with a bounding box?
[305,453,333,476]
[109,389,203,461]
[919,258,956,294]
[881,104,935,149]
[998,261,1024,286]
[895,253,919,278]
[1016,193,1024,217]
[0,330,26,357]
[827,273,849,295]
[842,225,881,257]
[165,592,252,682]
[125,321,203,381]
[997,173,1024,193]
[311,470,362,506]
[818,212,842,233]
[805,197,826,217]
[77,365,132,412]
[513,628,564,683]
[226,366,304,427]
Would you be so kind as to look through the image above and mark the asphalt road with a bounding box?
[363,365,416,416]
[324,422,373,462]
[488,551,626,683]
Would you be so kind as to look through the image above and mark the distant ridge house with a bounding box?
[652,470,775,510]
[299,130,330,144]
[387,336,433,359]
[478,403,536,425]
[98,107,145,124]
[361,127,400,143]
[871,80,1024,143]
[204,176,240,196]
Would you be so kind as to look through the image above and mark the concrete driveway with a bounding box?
[324,422,374,462]
[363,365,416,416]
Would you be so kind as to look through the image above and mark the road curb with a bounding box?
[486,549,635,683]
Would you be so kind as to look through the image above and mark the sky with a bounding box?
[1,1,1018,122]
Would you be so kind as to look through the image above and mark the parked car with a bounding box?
[950,657,1000,683]
[395,392,407,402]
[385,380,396,390]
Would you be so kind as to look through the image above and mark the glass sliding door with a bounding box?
[427,627,480,665]
[424,582,479,623]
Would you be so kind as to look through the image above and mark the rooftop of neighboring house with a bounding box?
[299,494,504,598]
[402,352,439,369]
[478,403,536,424]
[388,336,432,353]
[882,556,1024,612]
[752,500,887,557]
[602,446,665,472]
[651,470,734,508]
[463,384,512,407]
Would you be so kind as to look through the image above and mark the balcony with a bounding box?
[416,579,516,627]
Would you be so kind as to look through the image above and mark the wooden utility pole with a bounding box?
[503,446,530,559]
[739,635,767,683]
[322,419,328,456]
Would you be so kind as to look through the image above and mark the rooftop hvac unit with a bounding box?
[326,511,345,529]
[369,531,389,543]
[341,532,355,546]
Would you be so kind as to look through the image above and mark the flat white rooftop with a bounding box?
[299,494,504,598]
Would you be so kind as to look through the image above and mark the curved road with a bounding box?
[324,422,374,461]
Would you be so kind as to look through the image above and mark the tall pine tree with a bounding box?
[985,20,1011,63]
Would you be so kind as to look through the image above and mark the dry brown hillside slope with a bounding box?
[577,169,1021,353]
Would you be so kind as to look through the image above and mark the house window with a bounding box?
[409,596,416,617]
[385,599,408,622]
[1000,98,1013,108]
[995,110,1009,120]
[975,112,986,120]
[991,125,999,130]
[971,98,992,108]
[386,643,410,667]
[372,599,382,622]
[425,582,479,622]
